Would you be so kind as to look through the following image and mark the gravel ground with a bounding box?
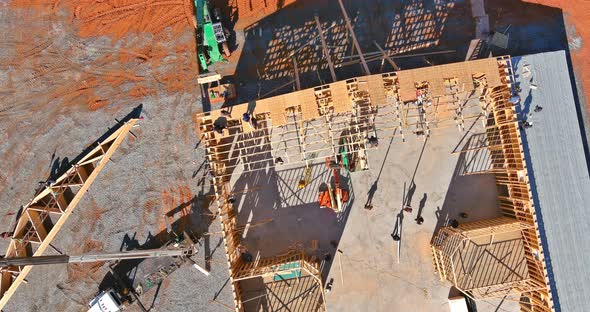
[0,1,234,310]
[0,94,233,312]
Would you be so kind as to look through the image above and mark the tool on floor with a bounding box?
[337,249,344,286]
[298,166,312,189]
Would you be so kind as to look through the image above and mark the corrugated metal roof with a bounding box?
[514,51,590,312]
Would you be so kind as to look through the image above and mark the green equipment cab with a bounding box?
[195,0,230,71]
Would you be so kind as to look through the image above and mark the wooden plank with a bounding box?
[337,0,370,75]
[0,273,11,297]
[262,97,286,127]
[314,15,337,82]
[53,191,69,213]
[76,163,92,182]
[331,81,349,113]
[373,41,400,71]
[292,57,301,90]
[366,74,387,107]
[27,205,61,215]
[26,210,48,242]
[299,90,320,120]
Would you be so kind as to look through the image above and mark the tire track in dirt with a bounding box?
[6,0,199,116]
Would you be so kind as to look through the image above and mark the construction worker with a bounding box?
[367,136,378,147]
[523,121,533,129]
[518,120,533,130]
[213,117,227,134]
[236,244,252,262]
[220,110,232,118]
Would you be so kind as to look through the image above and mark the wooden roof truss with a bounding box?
[0,119,138,309]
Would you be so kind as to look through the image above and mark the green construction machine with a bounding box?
[195,0,230,71]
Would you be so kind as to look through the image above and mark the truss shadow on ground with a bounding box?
[96,182,215,296]
[239,274,324,312]
[223,0,473,103]
[230,161,355,281]
[433,138,501,239]
[455,133,492,175]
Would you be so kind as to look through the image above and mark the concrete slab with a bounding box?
[221,119,517,311]
[323,125,517,312]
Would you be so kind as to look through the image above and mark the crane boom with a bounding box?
[0,247,194,267]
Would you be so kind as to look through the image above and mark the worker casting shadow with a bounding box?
[391,210,404,242]
[49,157,70,180]
[365,131,396,210]
[97,232,156,293]
[403,181,417,210]
[97,187,214,297]
[415,193,427,224]
[246,100,256,115]
[364,181,378,209]
[400,137,428,212]
[119,232,143,251]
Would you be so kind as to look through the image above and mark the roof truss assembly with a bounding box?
[0,119,138,309]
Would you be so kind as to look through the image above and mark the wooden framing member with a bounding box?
[232,251,327,312]
[0,119,138,309]
[194,79,485,179]
[442,59,554,312]
[485,79,552,312]
[373,41,400,71]
[343,78,374,170]
[292,57,301,91]
[314,15,337,82]
[431,217,543,302]
[337,0,370,75]
[196,56,531,312]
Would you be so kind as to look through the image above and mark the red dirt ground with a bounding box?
[7,0,199,111]
[524,0,590,106]
[11,0,196,39]
[6,0,294,113]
